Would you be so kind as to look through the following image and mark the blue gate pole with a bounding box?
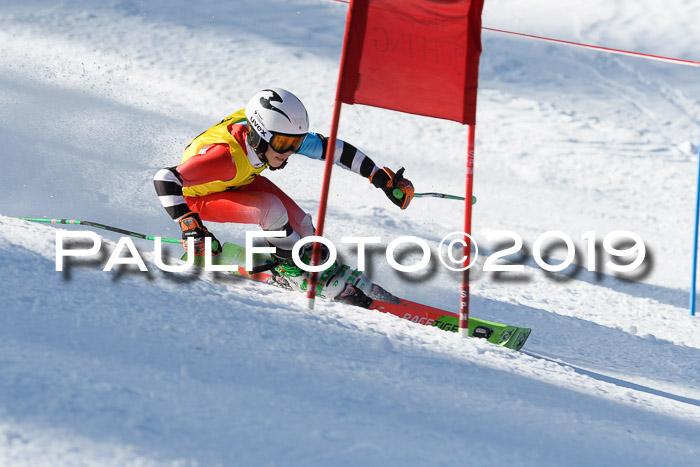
[691,131,700,316]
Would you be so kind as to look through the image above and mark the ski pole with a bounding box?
[416,192,476,204]
[392,190,477,204]
[389,168,477,205]
[17,217,284,274]
[16,217,183,244]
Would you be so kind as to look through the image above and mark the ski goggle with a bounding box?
[269,133,305,154]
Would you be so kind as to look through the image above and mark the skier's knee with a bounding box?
[260,195,289,231]
[298,213,314,237]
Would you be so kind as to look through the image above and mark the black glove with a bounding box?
[178,212,222,256]
[370,167,414,210]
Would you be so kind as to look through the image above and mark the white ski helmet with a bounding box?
[244,88,309,157]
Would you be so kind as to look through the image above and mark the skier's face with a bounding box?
[264,146,293,168]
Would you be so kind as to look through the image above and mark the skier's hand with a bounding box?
[178,212,222,256]
[370,166,414,210]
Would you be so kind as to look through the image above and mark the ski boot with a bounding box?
[269,244,400,307]
[269,245,371,307]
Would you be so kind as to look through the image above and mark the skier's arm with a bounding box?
[297,132,377,177]
[297,133,414,209]
[152,144,233,254]
[153,144,235,220]
[177,143,237,186]
[153,167,190,221]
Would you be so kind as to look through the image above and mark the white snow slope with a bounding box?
[1,0,700,465]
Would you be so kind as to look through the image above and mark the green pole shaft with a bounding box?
[16,217,182,244]
[397,192,477,204]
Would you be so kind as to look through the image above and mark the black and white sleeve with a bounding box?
[153,167,190,221]
[300,133,379,179]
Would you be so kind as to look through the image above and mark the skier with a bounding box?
[153,88,413,305]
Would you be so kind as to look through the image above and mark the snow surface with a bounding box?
[1,0,700,465]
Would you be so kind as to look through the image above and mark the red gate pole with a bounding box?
[305,1,357,310]
[459,124,476,336]
[305,101,343,309]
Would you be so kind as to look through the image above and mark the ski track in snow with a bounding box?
[1,0,700,465]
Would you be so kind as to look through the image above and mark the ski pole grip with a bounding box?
[391,167,406,200]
